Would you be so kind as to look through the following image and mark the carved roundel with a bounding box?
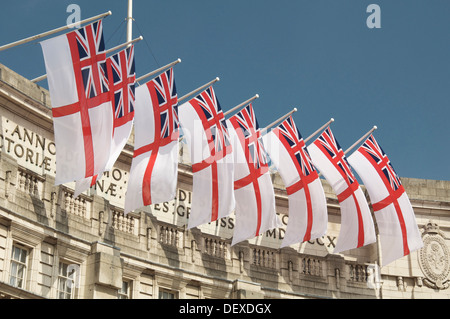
[419,222,450,290]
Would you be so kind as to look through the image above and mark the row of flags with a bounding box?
[38,20,423,267]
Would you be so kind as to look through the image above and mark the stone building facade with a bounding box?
[0,63,449,299]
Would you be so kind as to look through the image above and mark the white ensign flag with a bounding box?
[348,134,423,266]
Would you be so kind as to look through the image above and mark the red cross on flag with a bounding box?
[307,127,376,253]
[347,134,423,266]
[104,45,135,168]
[75,45,136,197]
[124,68,179,214]
[228,104,281,246]
[178,86,235,229]
[263,116,328,247]
[40,20,114,185]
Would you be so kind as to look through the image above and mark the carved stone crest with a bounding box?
[418,221,450,290]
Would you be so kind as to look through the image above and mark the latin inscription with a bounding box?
[0,121,56,173]
[152,189,337,248]
[0,118,128,207]
[0,118,337,248]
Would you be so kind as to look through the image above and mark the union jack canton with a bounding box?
[360,135,402,191]
[316,127,356,186]
[233,104,269,171]
[277,116,316,178]
[153,68,179,142]
[74,20,109,100]
[107,45,136,128]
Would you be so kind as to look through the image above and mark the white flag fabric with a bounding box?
[74,45,136,197]
[178,86,235,229]
[228,104,281,246]
[263,116,327,248]
[103,45,136,170]
[347,134,423,266]
[124,68,179,214]
[40,20,113,185]
[307,127,376,253]
[74,175,96,198]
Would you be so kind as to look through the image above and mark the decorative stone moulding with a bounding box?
[418,221,450,290]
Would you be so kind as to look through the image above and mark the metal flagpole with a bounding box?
[31,36,143,83]
[136,58,182,84]
[126,0,133,45]
[178,77,220,104]
[304,118,335,143]
[261,108,298,134]
[223,94,259,117]
[344,126,377,154]
[30,74,49,84]
[105,36,142,54]
[0,11,112,52]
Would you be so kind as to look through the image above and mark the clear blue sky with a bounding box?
[1,1,449,181]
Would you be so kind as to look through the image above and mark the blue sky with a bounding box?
[1,1,449,181]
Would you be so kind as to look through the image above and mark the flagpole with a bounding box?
[30,36,143,83]
[136,58,182,84]
[30,74,48,84]
[344,126,377,154]
[304,118,335,143]
[261,108,298,134]
[126,0,133,46]
[223,94,259,117]
[0,11,112,52]
[104,36,142,54]
[178,77,220,104]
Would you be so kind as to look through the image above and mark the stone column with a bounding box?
[84,242,123,299]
